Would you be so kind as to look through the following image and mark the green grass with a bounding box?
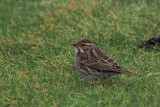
[0,0,160,106]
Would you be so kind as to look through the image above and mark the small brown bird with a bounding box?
[138,35,160,48]
[72,38,141,81]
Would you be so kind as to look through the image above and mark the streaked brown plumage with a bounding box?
[72,38,141,81]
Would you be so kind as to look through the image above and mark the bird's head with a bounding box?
[72,38,94,53]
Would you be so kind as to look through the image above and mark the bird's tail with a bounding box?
[122,70,142,78]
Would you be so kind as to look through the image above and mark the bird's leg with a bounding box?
[89,81,96,85]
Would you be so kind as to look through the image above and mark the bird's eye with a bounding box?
[82,44,86,47]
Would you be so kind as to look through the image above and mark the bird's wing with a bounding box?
[80,45,123,73]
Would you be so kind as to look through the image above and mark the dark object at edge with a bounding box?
[138,35,160,48]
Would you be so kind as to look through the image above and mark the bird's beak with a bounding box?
[72,43,78,47]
